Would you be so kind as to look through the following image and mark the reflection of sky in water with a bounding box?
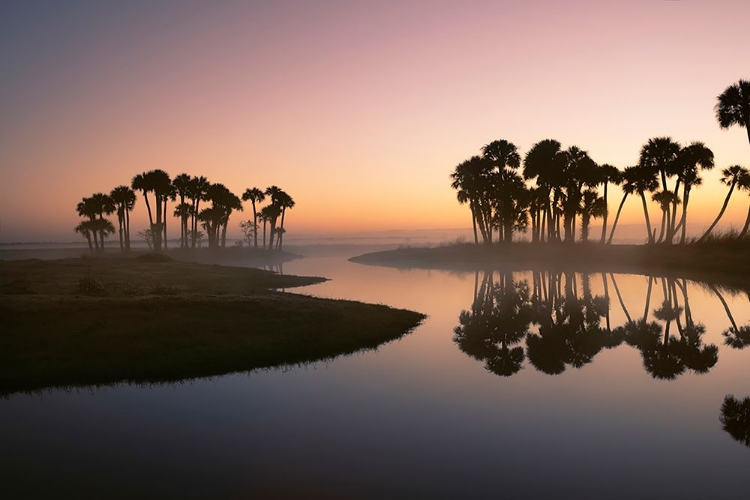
[2,255,750,497]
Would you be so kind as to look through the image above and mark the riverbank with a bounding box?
[0,256,425,396]
[350,241,750,290]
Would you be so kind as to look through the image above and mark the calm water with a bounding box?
[2,254,750,498]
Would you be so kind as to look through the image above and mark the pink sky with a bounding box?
[1,0,749,242]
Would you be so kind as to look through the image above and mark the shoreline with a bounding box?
[349,242,750,291]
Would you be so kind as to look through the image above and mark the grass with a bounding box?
[0,255,425,396]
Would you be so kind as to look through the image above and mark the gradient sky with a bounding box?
[1,0,749,242]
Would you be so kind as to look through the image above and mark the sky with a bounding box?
[1,0,749,243]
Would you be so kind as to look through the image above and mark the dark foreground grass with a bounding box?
[0,256,425,396]
[350,240,750,289]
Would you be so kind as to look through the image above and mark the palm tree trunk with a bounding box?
[118,208,124,251]
[125,208,131,251]
[601,272,611,331]
[599,182,609,244]
[192,199,201,249]
[677,187,691,244]
[698,180,737,242]
[85,233,93,253]
[640,192,654,244]
[162,198,168,250]
[252,202,259,250]
[643,276,654,321]
[470,201,478,245]
[262,220,267,250]
[656,207,667,244]
[581,215,590,242]
[607,193,628,244]
[609,273,632,323]
[711,284,739,332]
[738,203,750,238]
[279,207,287,250]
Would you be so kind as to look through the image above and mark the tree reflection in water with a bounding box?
[721,395,750,447]
[454,271,723,380]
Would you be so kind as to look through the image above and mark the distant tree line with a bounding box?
[75,170,294,253]
[451,79,750,245]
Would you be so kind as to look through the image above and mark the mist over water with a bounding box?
[2,251,750,498]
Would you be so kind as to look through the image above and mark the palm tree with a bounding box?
[579,189,606,243]
[173,202,193,247]
[91,218,116,248]
[198,206,224,248]
[172,173,192,248]
[264,186,284,249]
[451,156,493,244]
[558,146,597,242]
[651,190,680,244]
[205,183,243,247]
[259,205,278,250]
[242,187,266,250]
[76,196,101,252]
[716,79,750,147]
[188,176,210,249]
[639,137,681,242]
[606,166,640,244]
[274,191,295,251]
[698,165,749,242]
[674,142,714,243]
[132,172,157,250]
[596,164,622,243]
[132,171,170,252]
[737,172,750,238]
[630,164,660,244]
[74,221,95,253]
[110,186,136,252]
[524,139,563,242]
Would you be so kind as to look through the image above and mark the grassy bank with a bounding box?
[350,241,750,289]
[0,256,425,396]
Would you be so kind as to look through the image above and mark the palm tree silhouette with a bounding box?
[131,172,156,250]
[173,202,192,247]
[274,190,295,251]
[716,79,750,147]
[639,137,681,242]
[651,190,680,244]
[626,164,659,244]
[264,186,284,249]
[523,139,563,242]
[188,176,210,249]
[558,146,597,242]
[698,165,749,242]
[74,221,95,253]
[673,142,714,243]
[720,395,750,447]
[205,183,242,247]
[736,172,750,238]
[110,186,136,252]
[172,173,192,248]
[579,189,606,242]
[595,164,622,243]
[451,156,493,244]
[132,170,170,252]
[242,187,266,250]
[76,196,101,252]
[606,166,639,244]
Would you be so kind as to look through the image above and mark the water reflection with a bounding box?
[721,395,750,447]
[453,271,730,380]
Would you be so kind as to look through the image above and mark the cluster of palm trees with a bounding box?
[74,170,294,253]
[451,79,750,245]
